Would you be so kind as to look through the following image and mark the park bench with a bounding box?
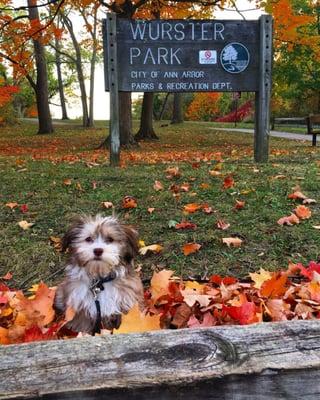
[306,114,320,146]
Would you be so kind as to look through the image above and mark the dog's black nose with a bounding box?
[94,248,103,257]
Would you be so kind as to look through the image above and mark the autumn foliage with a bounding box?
[1,260,320,344]
[186,93,221,121]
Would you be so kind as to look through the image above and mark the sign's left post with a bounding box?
[105,13,120,166]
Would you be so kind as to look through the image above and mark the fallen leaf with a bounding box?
[277,213,300,226]
[222,175,235,189]
[1,272,12,280]
[101,201,114,209]
[171,303,192,328]
[182,243,201,256]
[153,180,164,191]
[20,204,29,213]
[260,274,288,298]
[175,221,197,230]
[180,183,190,192]
[303,198,316,205]
[234,200,245,210]
[249,268,273,289]
[139,244,163,256]
[209,170,221,177]
[187,312,216,328]
[312,225,320,230]
[63,178,72,186]
[265,299,292,321]
[308,281,320,302]
[165,166,180,178]
[223,302,258,325]
[114,304,161,334]
[183,203,202,213]
[216,220,230,230]
[294,205,312,220]
[5,202,18,210]
[150,270,174,300]
[288,191,307,200]
[147,207,155,214]
[222,237,243,247]
[202,204,214,214]
[18,220,34,230]
[122,196,137,209]
[49,236,62,251]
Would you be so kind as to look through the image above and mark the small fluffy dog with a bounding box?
[54,215,143,334]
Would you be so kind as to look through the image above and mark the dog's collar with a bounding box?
[90,271,116,298]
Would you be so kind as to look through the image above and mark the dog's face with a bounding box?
[62,215,138,278]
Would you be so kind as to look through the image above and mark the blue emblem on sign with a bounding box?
[220,43,250,74]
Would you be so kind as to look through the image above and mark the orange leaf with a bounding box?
[308,281,320,302]
[63,178,72,186]
[5,202,18,209]
[114,304,161,334]
[183,203,202,213]
[122,196,137,209]
[294,205,311,220]
[182,242,201,256]
[139,244,163,255]
[260,274,288,298]
[277,213,300,226]
[288,190,307,200]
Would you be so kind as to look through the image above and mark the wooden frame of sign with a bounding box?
[103,14,273,166]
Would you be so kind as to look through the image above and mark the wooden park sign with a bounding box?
[103,14,273,166]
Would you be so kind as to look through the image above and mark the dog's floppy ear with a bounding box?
[62,216,85,252]
[122,225,139,264]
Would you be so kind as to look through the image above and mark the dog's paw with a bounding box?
[102,314,122,330]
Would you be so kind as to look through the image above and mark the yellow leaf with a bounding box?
[114,304,161,334]
[18,220,34,230]
[139,244,163,256]
[249,268,273,289]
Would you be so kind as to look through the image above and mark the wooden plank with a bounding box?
[1,320,320,399]
[254,15,273,163]
[106,13,120,166]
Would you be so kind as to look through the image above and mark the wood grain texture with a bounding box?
[1,320,320,399]
[254,15,273,163]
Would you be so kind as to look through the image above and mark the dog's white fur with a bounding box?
[54,215,143,333]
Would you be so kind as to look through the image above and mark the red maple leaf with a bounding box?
[223,302,258,325]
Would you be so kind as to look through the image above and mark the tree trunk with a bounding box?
[87,8,98,128]
[28,0,53,134]
[171,92,184,124]
[61,13,89,127]
[135,92,159,141]
[55,28,69,120]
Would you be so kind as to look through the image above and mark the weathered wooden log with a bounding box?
[1,320,320,399]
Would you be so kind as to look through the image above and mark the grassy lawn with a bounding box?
[0,120,319,290]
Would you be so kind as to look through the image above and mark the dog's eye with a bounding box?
[85,237,93,243]
[105,236,114,243]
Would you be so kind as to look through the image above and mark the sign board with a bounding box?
[104,19,261,92]
[103,14,273,165]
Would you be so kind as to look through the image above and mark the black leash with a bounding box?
[91,272,116,335]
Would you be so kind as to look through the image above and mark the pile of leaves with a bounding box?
[1,260,320,344]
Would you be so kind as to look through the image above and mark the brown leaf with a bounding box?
[277,213,300,226]
[5,202,18,210]
[18,220,34,230]
[153,180,164,191]
[122,196,137,209]
[216,220,230,230]
[171,303,192,328]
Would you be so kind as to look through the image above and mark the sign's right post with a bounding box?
[254,15,273,163]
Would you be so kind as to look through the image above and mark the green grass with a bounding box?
[1,121,319,289]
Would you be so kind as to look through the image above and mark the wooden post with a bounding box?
[106,13,120,166]
[254,15,273,163]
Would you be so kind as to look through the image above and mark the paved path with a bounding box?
[215,127,312,141]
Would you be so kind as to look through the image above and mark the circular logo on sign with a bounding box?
[220,43,250,74]
[205,50,212,59]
